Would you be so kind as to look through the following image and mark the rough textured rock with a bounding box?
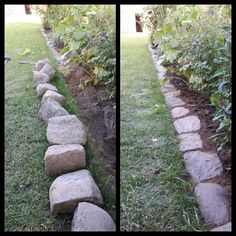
[41,90,65,105]
[38,98,69,123]
[195,183,230,226]
[161,83,176,93]
[44,144,86,176]
[164,91,185,108]
[49,169,103,214]
[36,83,58,97]
[71,202,116,231]
[164,90,181,98]
[174,115,201,134]
[47,115,87,145]
[178,133,203,152]
[183,151,223,182]
[171,107,189,119]
[39,63,55,79]
[33,71,50,87]
[156,62,166,81]
[210,222,231,231]
[35,58,50,71]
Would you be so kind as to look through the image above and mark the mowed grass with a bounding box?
[5,23,115,231]
[5,23,72,232]
[120,36,205,231]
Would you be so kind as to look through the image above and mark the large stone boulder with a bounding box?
[49,169,103,214]
[41,90,65,106]
[171,107,190,119]
[44,144,86,176]
[39,63,55,79]
[195,183,230,226]
[174,115,201,134]
[47,115,87,145]
[36,83,58,97]
[183,151,223,182]
[178,133,203,152]
[210,222,231,231]
[33,71,50,88]
[163,91,185,108]
[38,98,69,124]
[71,202,116,231]
[35,58,50,71]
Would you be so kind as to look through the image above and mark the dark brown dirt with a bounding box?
[165,72,231,197]
[64,68,116,190]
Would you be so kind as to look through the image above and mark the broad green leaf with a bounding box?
[93,78,99,86]
[21,48,31,55]
[183,68,191,78]
[210,93,220,110]
[60,46,70,55]
[78,84,84,91]
[191,10,198,20]
[164,23,173,34]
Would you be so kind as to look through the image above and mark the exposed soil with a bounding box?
[165,71,231,198]
[64,66,116,190]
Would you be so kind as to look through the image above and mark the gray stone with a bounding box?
[36,83,58,97]
[49,169,103,214]
[44,144,86,176]
[171,107,189,119]
[156,63,166,81]
[183,151,223,182]
[164,91,185,108]
[210,222,231,232]
[35,58,50,71]
[161,84,176,93]
[174,115,201,134]
[164,90,181,97]
[47,115,87,145]
[178,133,203,152]
[41,90,65,106]
[33,71,50,87]
[39,63,55,79]
[72,202,116,231]
[195,183,230,226]
[38,98,69,124]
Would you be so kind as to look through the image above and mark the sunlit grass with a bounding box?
[120,36,205,231]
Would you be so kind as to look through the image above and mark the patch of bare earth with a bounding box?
[65,66,116,191]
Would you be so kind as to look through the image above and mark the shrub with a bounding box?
[142,5,231,150]
[36,5,116,98]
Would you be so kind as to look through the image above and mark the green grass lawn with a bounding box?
[120,35,205,231]
[5,23,115,231]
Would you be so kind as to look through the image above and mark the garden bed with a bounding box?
[166,72,231,198]
[65,67,116,190]
[43,29,116,191]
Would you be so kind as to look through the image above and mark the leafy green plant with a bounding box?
[142,5,231,149]
[36,5,116,98]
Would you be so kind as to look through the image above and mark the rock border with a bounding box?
[33,58,115,231]
[149,46,231,232]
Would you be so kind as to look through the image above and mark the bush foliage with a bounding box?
[36,5,116,97]
[142,5,231,150]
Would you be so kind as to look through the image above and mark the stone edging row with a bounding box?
[32,59,116,231]
[149,46,231,232]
